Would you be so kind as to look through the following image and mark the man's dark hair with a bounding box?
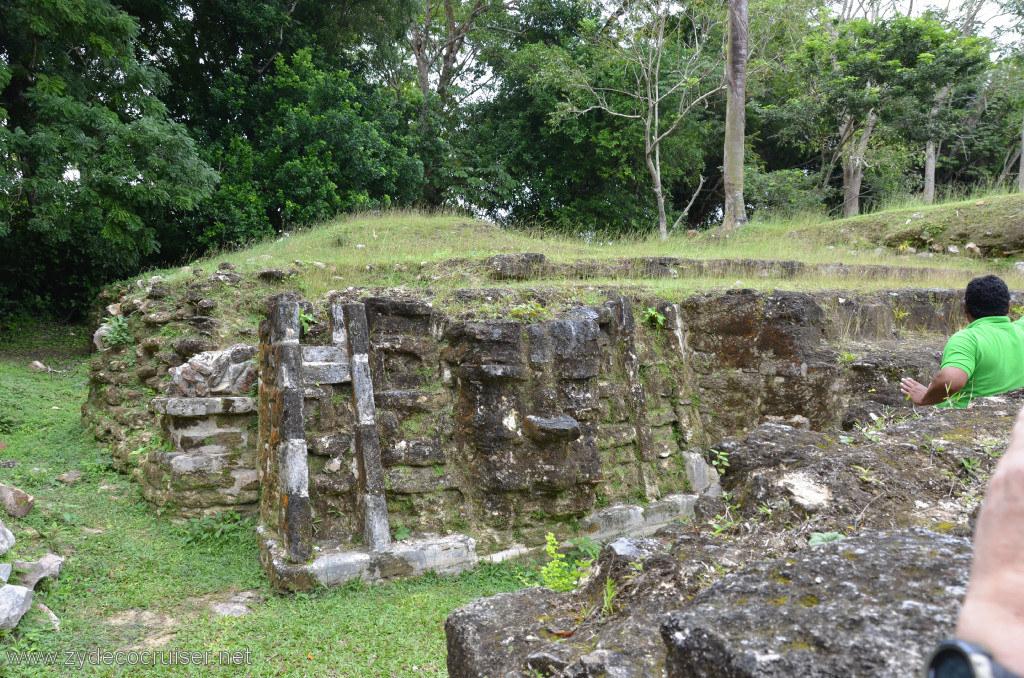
[965,275,1010,319]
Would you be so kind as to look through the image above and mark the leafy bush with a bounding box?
[508,301,552,323]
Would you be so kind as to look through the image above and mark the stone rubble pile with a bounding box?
[0,515,65,631]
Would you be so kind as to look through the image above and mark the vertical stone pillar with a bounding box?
[606,293,659,501]
[342,303,392,552]
[266,298,313,563]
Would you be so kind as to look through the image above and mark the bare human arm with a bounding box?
[899,366,969,406]
[955,405,1024,674]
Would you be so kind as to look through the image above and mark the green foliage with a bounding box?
[808,532,847,546]
[298,309,316,334]
[102,316,133,348]
[181,511,254,547]
[190,49,423,249]
[393,524,412,541]
[539,532,592,593]
[567,536,601,562]
[641,307,666,330]
[744,167,824,217]
[709,448,730,472]
[508,301,553,323]
[0,0,217,317]
[600,576,617,617]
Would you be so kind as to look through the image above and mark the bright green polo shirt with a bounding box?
[939,315,1024,408]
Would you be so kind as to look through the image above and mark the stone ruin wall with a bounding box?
[82,277,965,564]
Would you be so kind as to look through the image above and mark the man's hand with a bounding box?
[899,367,968,406]
[900,377,929,405]
[956,405,1024,674]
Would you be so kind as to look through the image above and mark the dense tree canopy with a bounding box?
[1,0,1022,315]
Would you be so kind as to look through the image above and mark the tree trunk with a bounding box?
[645,150,668,241]
[923,139,937,205]
[721,0,749,231]
[841,110,877,218]
[1019,106,1024,194]
[842,160,863,218]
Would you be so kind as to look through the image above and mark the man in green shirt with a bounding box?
[901,275,1024,408]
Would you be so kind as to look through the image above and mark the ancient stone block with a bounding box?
[172,337,217,358]
[382,439,446,467]
[444,321,524,366]
[523,415,580,444]
[363,296,433,334]
[309,432,353,457]
[487,253,547,280]
[548,318,601,379]
[302,362,351,386]
[375,390,449,413]
[385,467,456,494]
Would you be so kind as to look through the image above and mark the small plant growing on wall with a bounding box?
[103,316,133,348]
[641,306,666,330]
[508,301,552,323]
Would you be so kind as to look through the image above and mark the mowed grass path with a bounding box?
[0,330,527,677]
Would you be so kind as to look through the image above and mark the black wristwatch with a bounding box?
[926,640,1023,678]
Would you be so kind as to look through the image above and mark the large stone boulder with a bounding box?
[445,391,1024,678]
[716,390,1023,531]
[662,529,969,677]
[446,533,754,678]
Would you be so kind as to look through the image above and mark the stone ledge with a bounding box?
[580,494,697,542]
[257,527,477,591]
[150,397,256,417]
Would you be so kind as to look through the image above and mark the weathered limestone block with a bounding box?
[0,519,14,556]
[523,415,580,444]
[343,302,392,553]
[662,530,968,678]
[14,554,64,590]
[381,439,446,467]
[375,390,449,413]
[0,484,34,518]
[487,253,547,280]
[548,318,601,379]
[309,432,354,457]
[172,337,217,358]
[446,588,565,677]
[444,320,524,366]
[150,397,256,417]
[165,344,256,397]
[385,467,457,494]
[0,585,33,631]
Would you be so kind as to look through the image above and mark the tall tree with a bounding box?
[403,0,514,204]
[789,15,987,217]
[721,0,750,230]
[0,0,216,316]
[118,0,421,246]
[552,0,726,240]
[922,0,987,204]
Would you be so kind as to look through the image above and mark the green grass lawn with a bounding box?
[0,330,529,676]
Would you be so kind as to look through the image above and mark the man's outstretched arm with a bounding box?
[900,366,969,406]
[955,405,1024,674]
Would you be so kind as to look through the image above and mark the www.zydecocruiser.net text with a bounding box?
[4,648,253,669]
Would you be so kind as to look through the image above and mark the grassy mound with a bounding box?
[108,201,1024,321]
